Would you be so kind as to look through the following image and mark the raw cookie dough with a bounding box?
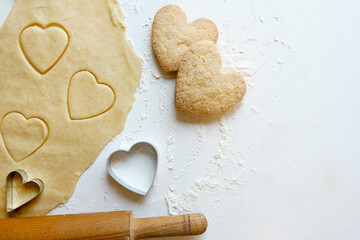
[152,5,218,72]
[0,0,142,218]
[175,40,246,115]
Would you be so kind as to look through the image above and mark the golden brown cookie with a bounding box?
[152,5,218,72]
[175,40,246,116]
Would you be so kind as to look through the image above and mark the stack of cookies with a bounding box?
[152,5,246,116]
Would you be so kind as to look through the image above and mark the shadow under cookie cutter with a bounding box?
[106,142,158,196]
[6,170,44,213]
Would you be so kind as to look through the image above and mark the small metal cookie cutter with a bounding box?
[106,142,158,196]
[6,170,44,213]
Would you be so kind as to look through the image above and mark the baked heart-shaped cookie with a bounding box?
[175,40,246,115]
[152,5,218,72]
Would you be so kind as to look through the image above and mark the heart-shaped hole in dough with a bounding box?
[68,71,115,120]
[175,40,247,116]
[106,142,158,196]
[20,23,69,74]
[1,112,49,162]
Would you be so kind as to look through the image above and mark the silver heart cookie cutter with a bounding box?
[6,169,44,213]
[106,142,158,196]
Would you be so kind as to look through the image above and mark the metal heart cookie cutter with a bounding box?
[6,170,44,213]
[106,142,158,196]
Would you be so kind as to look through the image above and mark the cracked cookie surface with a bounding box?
[175,40,246,116]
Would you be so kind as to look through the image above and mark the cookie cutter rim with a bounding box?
[6,169,44,213]
[106,141,158,196]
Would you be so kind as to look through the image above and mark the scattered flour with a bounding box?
[112,204,121,210]
[273,35,292,49]
[165,193,192,215]
[104,192,109,201]
[150,70,161,81]
[179,125,206,176]
[219,34,262,94]
[158,83,170,114]
[165,117,256,215]
[245,37,257,42]
[133,0,143,14]
[166,128,176,163]
[211,118,229,170]
[251,106,259,113]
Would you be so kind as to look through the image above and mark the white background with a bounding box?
[1,0,360,239]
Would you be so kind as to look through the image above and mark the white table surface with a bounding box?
[1,0,360,239]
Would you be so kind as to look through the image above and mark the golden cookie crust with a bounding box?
[175,40,246,116]
[152,5,218,72]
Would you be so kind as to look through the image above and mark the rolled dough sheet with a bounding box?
[0,0,142,218]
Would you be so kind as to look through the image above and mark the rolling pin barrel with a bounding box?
[132,213,207,239]
[0,211,207,240]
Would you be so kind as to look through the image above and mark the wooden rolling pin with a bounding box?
[0,211,207,240]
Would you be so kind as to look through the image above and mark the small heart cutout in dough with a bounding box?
[68,71,115,120]
[1,112,49,162]
[20,24,69,74]
[6,170,44,213]
[175,40,247,115]
[152,5,218,72]
[107,142,158,196]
